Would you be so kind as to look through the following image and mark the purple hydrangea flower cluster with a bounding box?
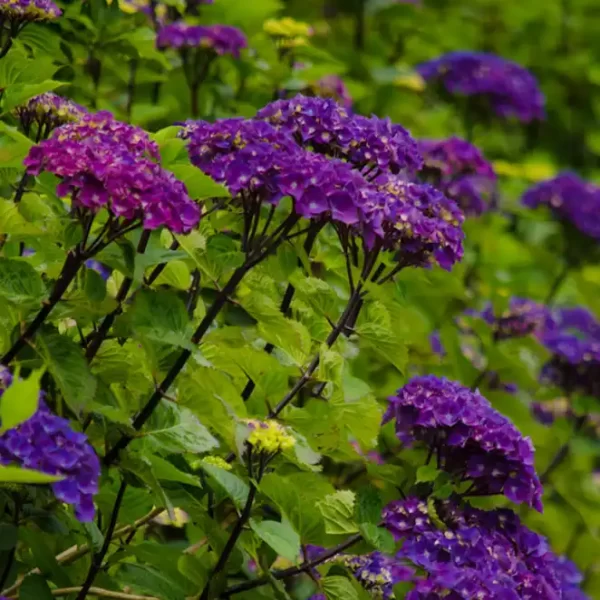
[522,172,600,240]
[0,0,61,22]
[383,498,588,599]
[255,95,423,176]
[23,113,200,234]
[310,75,353,110]
[15,93,87,138]
[473,297,550,340]
[156,22,247,57]
[0,369,99,522]
[383,376,543,510]
[417,51,545,122]
[373,175,464,269]
[181,116,464,268]
[418,136,496,216]
[539,307,600,398]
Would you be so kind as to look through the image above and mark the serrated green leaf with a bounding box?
[416,464,440,483]
[250,519,301,562]
[201,463,249,510]
[359,523,395,553]
[355,486,382,526]
[317,490,359,535]
[322,576,361,600]
[146,455,203,488]
[117,564,187,600]
[0,368,43,432]
[0,258,46,305]
[166,164,230,200]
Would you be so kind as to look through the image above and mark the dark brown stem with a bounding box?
[221,531,363,597]
[75,480,127,600]
[186,269,201,318]
[0,495,19,590]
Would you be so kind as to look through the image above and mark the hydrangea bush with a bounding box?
[0,1,598,599]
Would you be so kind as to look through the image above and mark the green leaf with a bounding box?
[322,576,361,600]
[416,464,440,483]
[250,519,301,562]
[84,268,107,303]
[129,289,193,349]
[166,164,230,200]
[19,574,54,600]
[144,404,218,455]
[117,564,187,600]
[355,486,382,527]
[355,321,408,373]
[83,521,104,553]
[0,258,46,305]
[3,80,65,113]
[0,464,63,484]
[359,523,395,553]
[0,523,17,550]
[200,462,249,510]
[146,455,203,488]
[317,491,359,535]
[0,368,43,432]
[36,327,97,415]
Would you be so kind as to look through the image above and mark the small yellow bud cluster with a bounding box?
[245,419,296,454]
[201,455,233,471]
[263,17,313,48]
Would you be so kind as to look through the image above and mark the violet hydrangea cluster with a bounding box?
[384,376,543,510]
[0,0,61,22]
[471,297,550,340]
[156,22,247,57]
[522,172,600,241]
[417,51,545,123]
[181,113,464,269]
[23,112,200,233]
[418,136,497,216]
[383,497,588,599]
[309,75,353,110]
[15,92,87,138]
[255,95,423,176]
[0,368,99,522]
[538,307,600,399]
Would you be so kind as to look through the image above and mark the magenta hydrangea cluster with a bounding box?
[539,307,600,399]
[383,498,588,599]
[417,51,545,123]
[156,22,247,57]
[255,95,423,176]
[0,369,99,522]
[15,92,87,137]
[473,297,550,340]
[417,136,496,216]
[0,0,61,22]
[181,115,464,268]
[23,112,200,233]
[310,75,353,110]
[384,376,543,510]
[522,172,600,241]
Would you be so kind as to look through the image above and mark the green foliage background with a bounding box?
[0,0,599,598]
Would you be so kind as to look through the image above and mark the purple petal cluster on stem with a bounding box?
[0,369,100,522]
[417,51,545,123]
[384,376,543,510]
[156,21,247,57]
[15,93,87,138]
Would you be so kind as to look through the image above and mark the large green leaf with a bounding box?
[166,164,230,200]
[317,491,359,535]
[0,465,63,484]
[0,368,43,432]
[0,258,46,306]
[200,462,249,510]
[250,519,301,562]
[322,576,361,600]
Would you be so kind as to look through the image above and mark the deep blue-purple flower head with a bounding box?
[539,307,600,398]
[256,95,423,176]
[474,297,550,340]
[383,376,543,510]
[383,498,587,599]
[417,51,545,122]
[156,22,247,57]
[23,113,200,234]
[418,137,496,216]
[0,369,99,522]
[0,0,61,22]
[15,93,87,137]
[522,173,600,241]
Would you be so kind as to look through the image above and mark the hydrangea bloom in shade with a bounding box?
[383,376,543,510]
[245,419,295,454]
[417,51,545,122]
[24,115,200,234]
[418,137,496,216]
[309,75,353,110]
[0,369,99,521]
[15,93,87,138]
[341,552,414,598]
[539,307,600,398]
[474,297,550,340]
[0,0,61,22]
[383,498,588,599]
[156,22,247,57]
[255,95,423,175]
[522,172,600,240]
